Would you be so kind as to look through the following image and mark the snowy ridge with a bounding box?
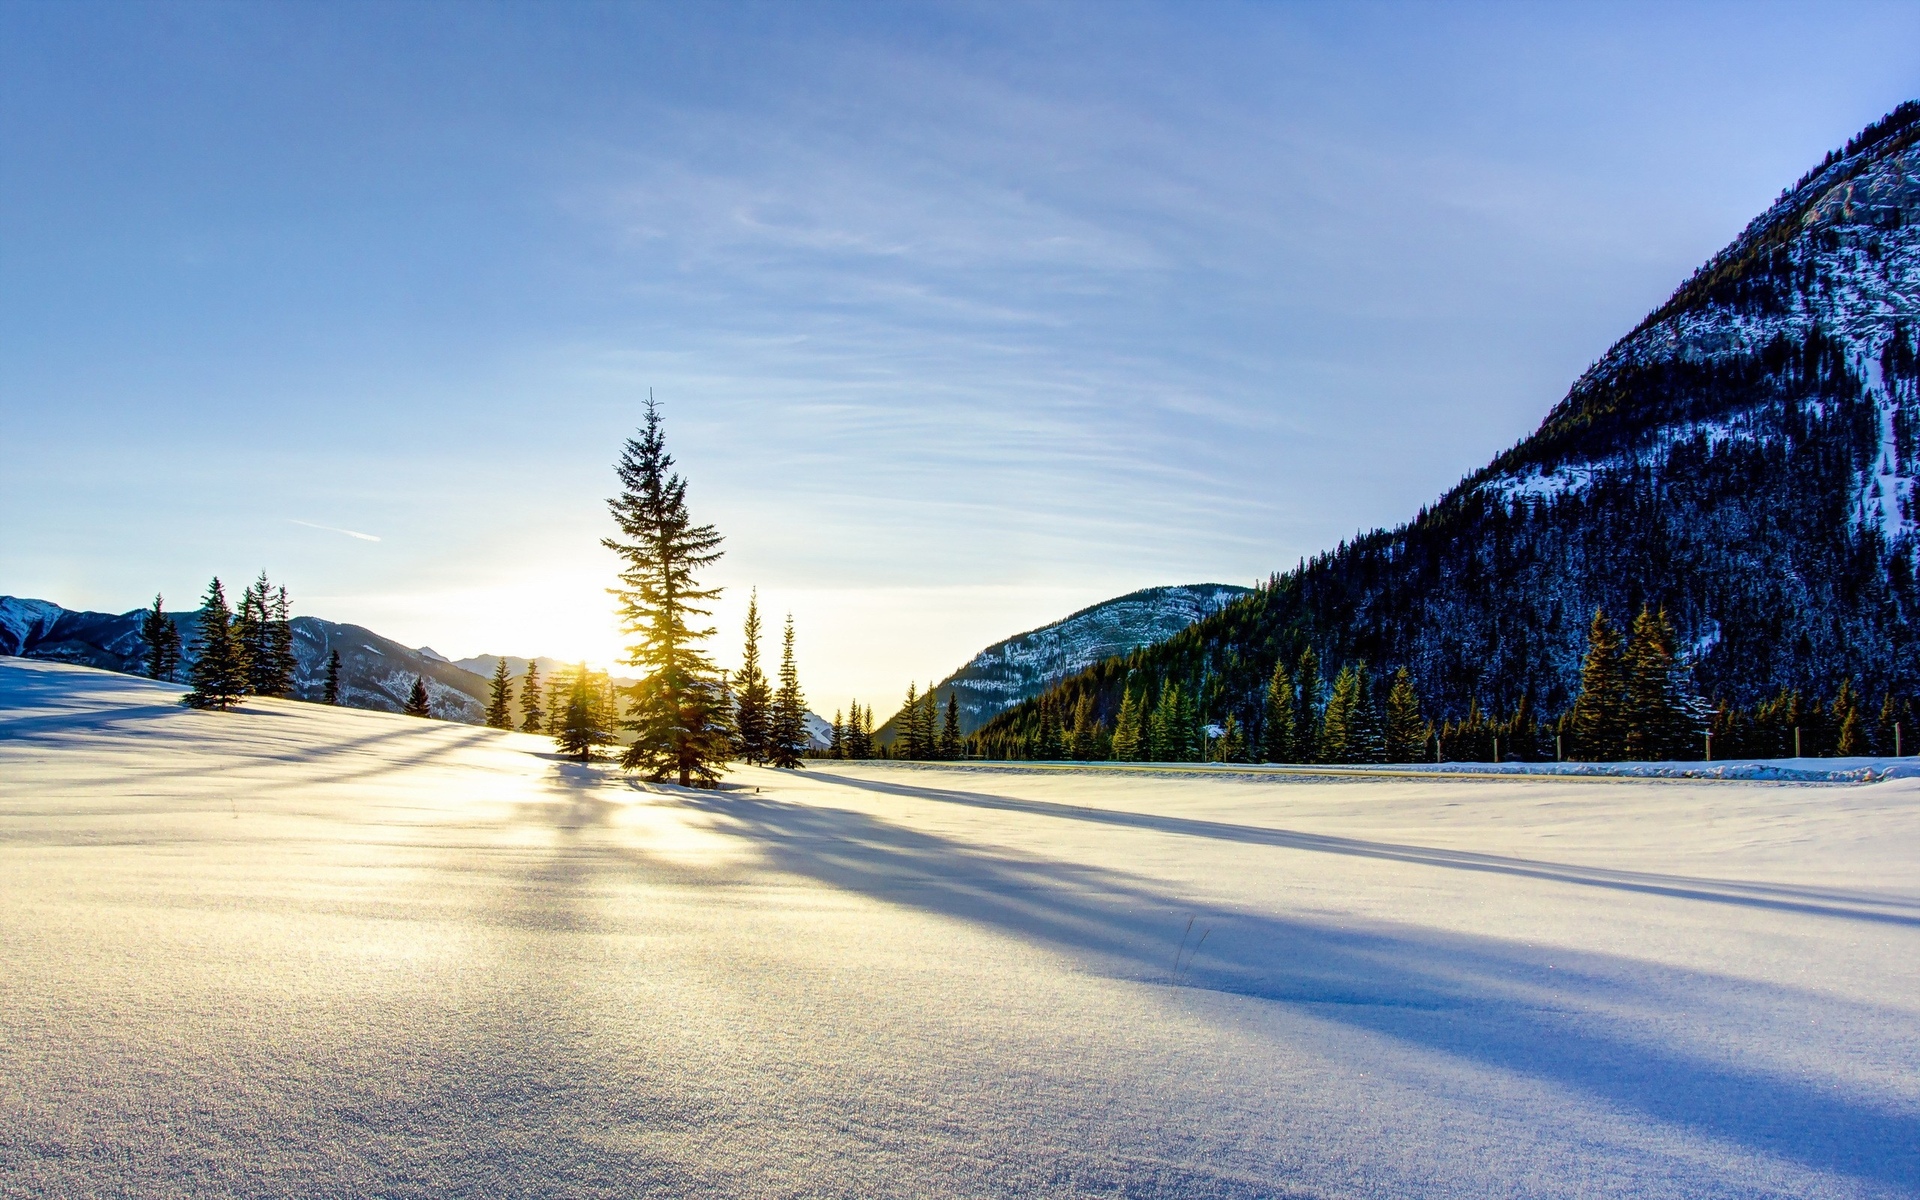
[1479,128,1920,526]
[880,583,1249,737]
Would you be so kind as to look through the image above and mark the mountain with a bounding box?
[1,596,499,721]
[0,597,836,747]
[876,583,1249,740]
[981,103,1920,751]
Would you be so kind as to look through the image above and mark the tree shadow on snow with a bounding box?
[626,779,1920,1191]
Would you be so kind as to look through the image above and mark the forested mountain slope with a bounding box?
[981,103,1920,754]
[876,583,1247,740]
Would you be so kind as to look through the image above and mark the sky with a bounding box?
[4,1,1919,714]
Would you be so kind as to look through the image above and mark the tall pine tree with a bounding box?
[1294,648,1323,764]
[1111,687,1144,761]
[939,690,962,759]
[184,577,247,710]
[733,590,772,764]
[1570,609,1628,761]
[486,658,515,729]
[604,398,734,786]
[1383,667,1427,762]
[1261,660,1296,763]
[519,660,544,732]
[769,614,806,769]
[141,594,182,682]
[323,649,342,705]
[557,663,616,761]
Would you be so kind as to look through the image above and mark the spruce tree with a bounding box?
[263,585,296,697]
[1383,667,1426,762]
[829,710,846,759]
[1146,689,1171,761]
[485,658,515,730]
[1350,664,1386,763]
[605,399,733,786]
[519,660,544,732]
[557,663,615,761]
[1218,714,1247,762]
[1262,661,1296,762]
[1321,664,1361,763]
[1623,607,1702,760]
[1570,609,1628,761]
[184,577,248,710]
[769,614,806,769]
[1111,687,1143,761]
[1069,694,1095,761]
[404,676,433,718]
[1295,648,1323,763]
[323,649,342,705]
[733,590,772,764]
[900,682,920,758]
[1834,679,1866,756]
[141,594,182,681]
[236,573,284,698]
[940,690,962,759]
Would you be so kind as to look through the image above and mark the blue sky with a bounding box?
[4,1,1919,711]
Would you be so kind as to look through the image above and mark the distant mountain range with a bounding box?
[0,596,840,747]
[876,583,1249,741]
[983,102,1920,750]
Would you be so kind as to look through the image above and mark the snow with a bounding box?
[4,657,1919,1198]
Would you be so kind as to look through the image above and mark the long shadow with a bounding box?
[644,787,1920,1190]
[807,769,1920,927]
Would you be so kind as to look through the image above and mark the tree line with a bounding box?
[971,601,1912,764]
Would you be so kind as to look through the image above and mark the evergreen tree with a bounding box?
[1262,661,1296,762]
[1570,609,1628,761]
[770,614,806,769]
[1218,713,1247,762]
[1295,648,1323,763]
[733,590,772,764]
[1623,607,1703,760]
[1069,693,1096,761]
[140,594,182,682]
[1384,667,1427,761]
[404,675,432,718]
[235,573,292,698]
[485,658,515,730]
[1322,664,1362,763]
[1350,665,1386,763]
[557,663,616,762]
[519,660,544,732]
[262,585,296,697]
[1834,679,1866,756]
[547,678,566,735]
[323,649,342,705]
[604,399,733,786]
[940,691,962,759]
[829,710,846,759]
[1146,689,1172,761]
[1111,687,1144,761]
[899,682,921,759]
[184,577,248,710]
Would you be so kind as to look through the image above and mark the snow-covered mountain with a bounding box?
[1,597,835,745]
[876,583,1248,739]
[985,102,1920,747]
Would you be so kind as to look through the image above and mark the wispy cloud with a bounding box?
[290,519,381,542]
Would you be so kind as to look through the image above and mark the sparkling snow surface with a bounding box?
[4,659,1918,1199]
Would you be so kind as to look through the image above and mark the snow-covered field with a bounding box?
[3,659,1918,1199]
